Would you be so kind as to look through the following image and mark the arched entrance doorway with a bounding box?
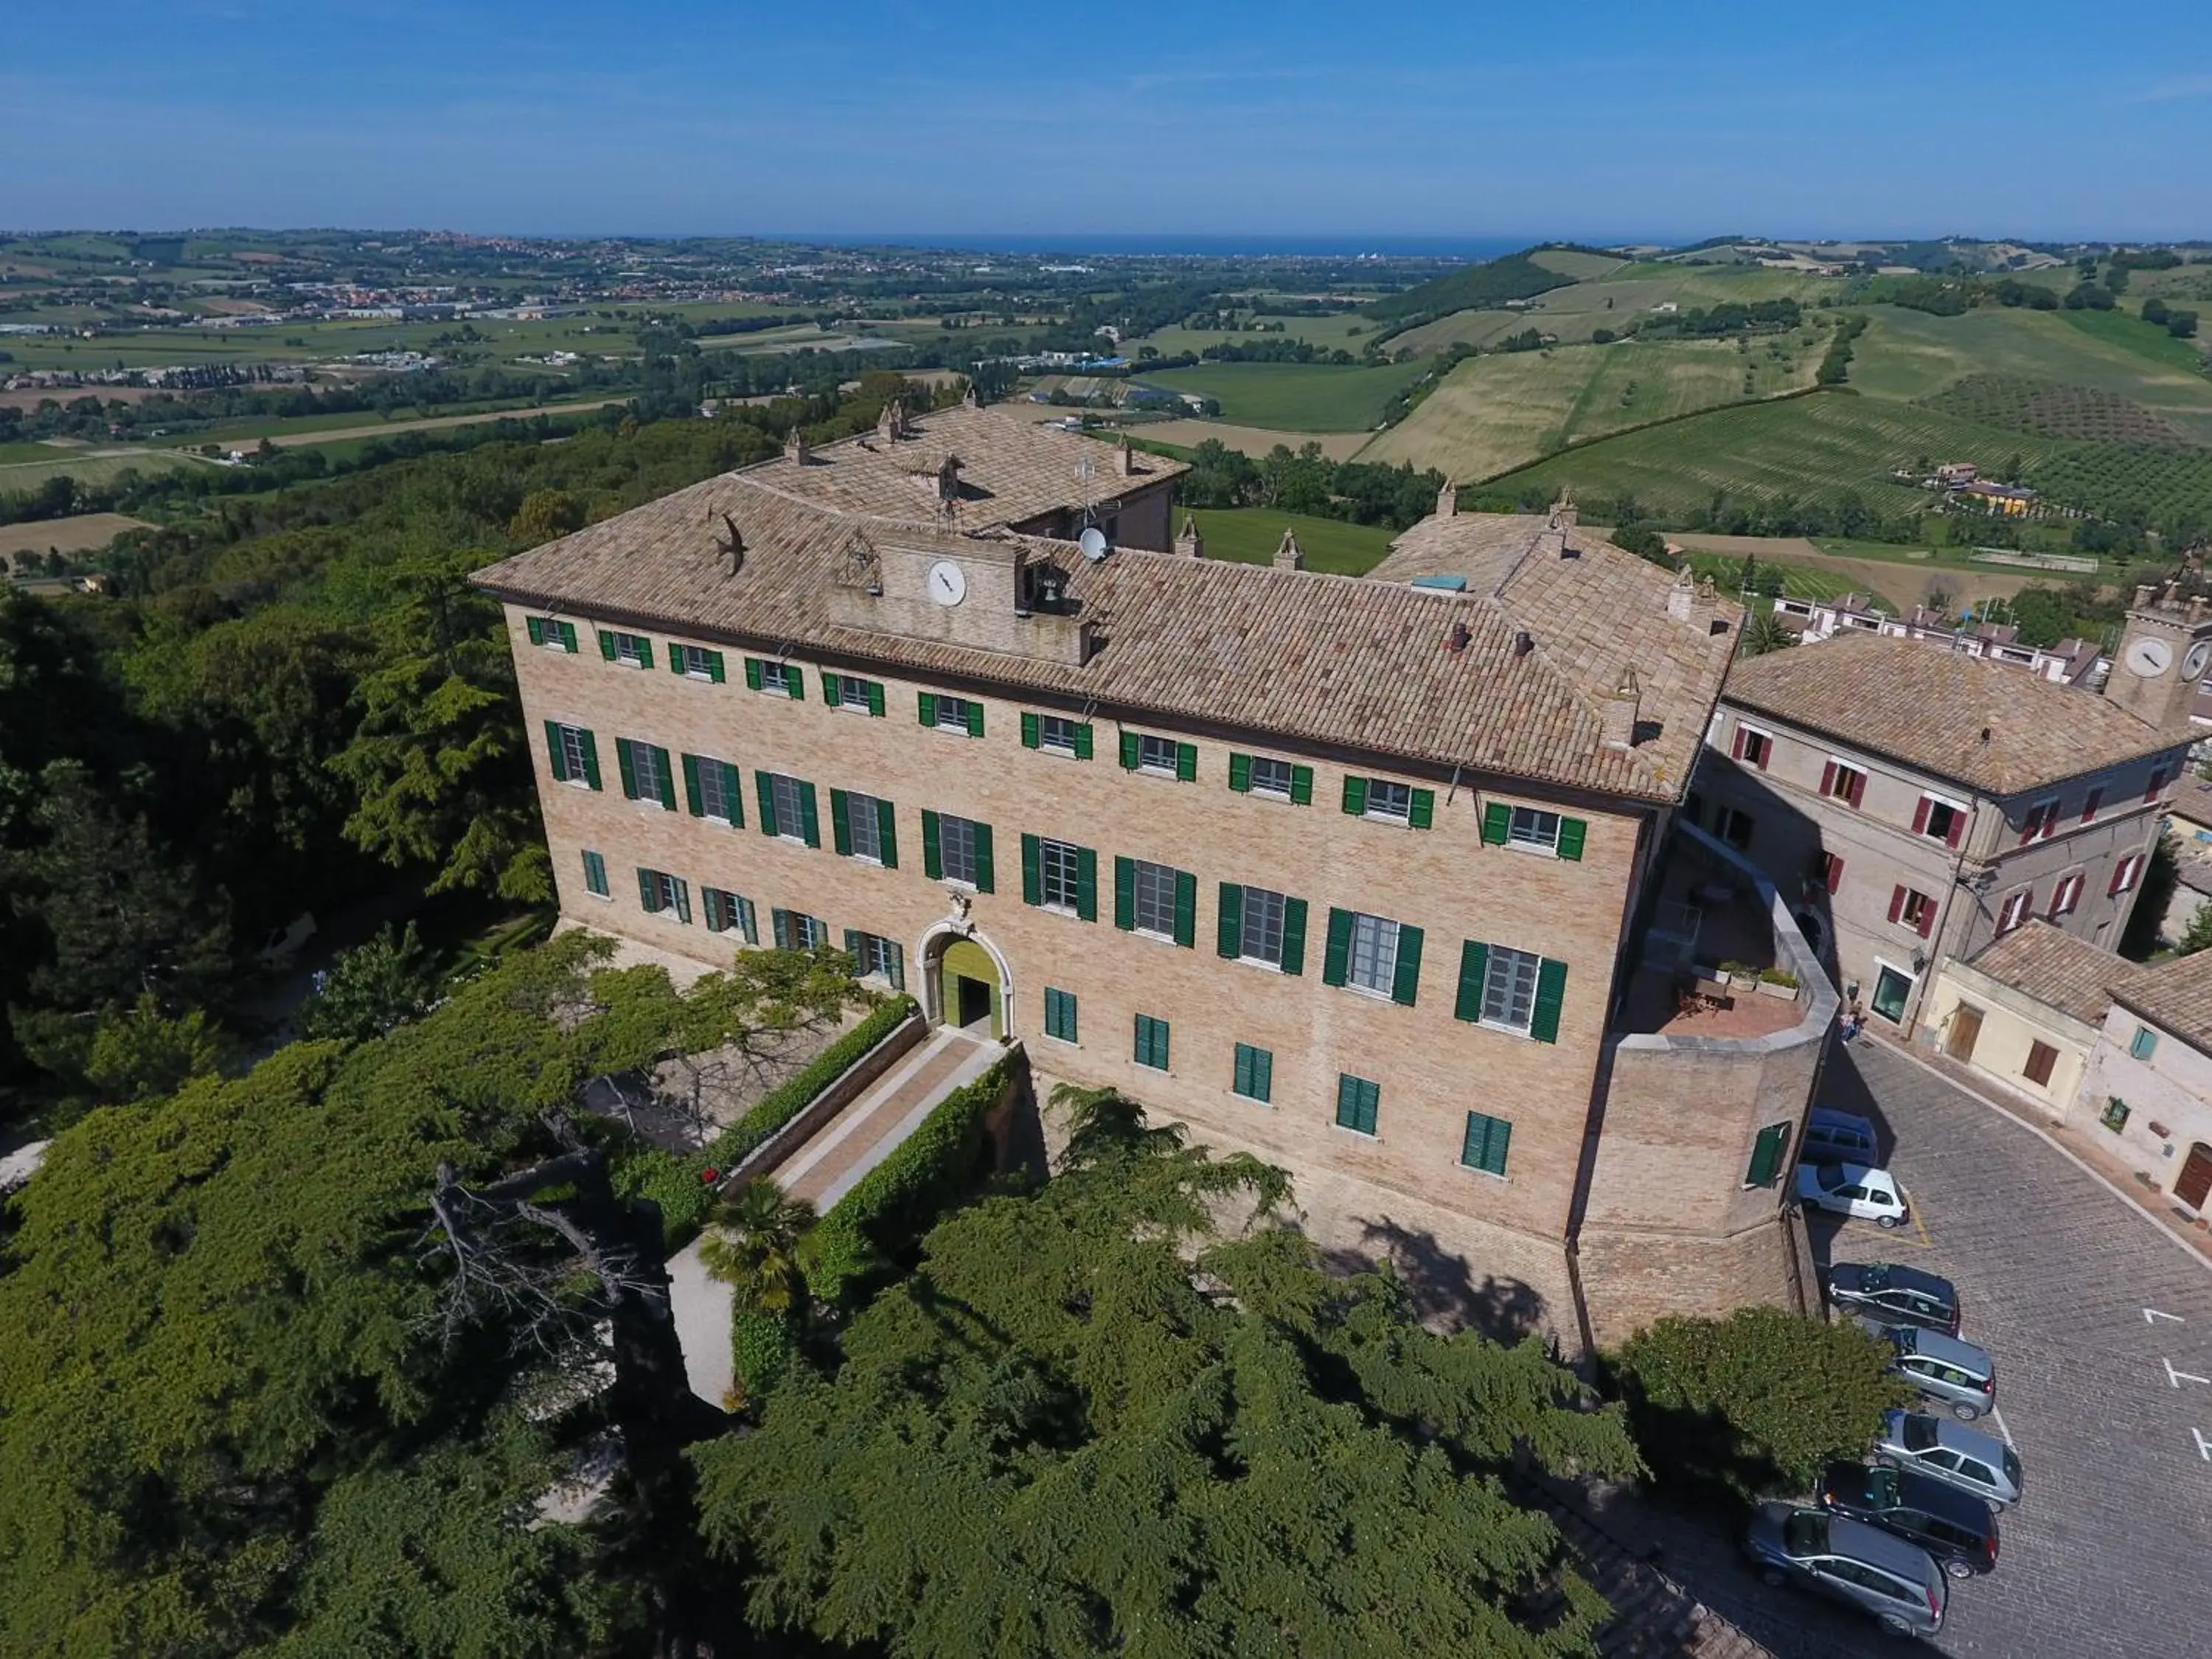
[2177,1141,2212,1213]
[918,923,1009,1040]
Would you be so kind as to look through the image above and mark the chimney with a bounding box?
[961,381,980,409]
[1174,513,1204,559]
[1692,574,1719,633]
[1602,666,1641,751]
[877,399,905,442]
[783,428,810,465]
[1436,479,1458,518]
[1116,437,1138,478]
[1667,566,1695,622]
[1273,528,1304,571]
[1549,487,1578,529]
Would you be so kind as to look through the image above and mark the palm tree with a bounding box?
[1739,608,1798,658]
[698,1178,818,1318]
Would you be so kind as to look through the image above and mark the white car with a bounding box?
[1797,1162,1908,1228]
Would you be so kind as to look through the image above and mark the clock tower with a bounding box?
[2103,578,2212,729]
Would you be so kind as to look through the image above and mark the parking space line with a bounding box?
[1905,1184,1934,1250]
[1986,1405,2017,1450]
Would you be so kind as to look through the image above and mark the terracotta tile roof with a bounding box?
[2112,950,2212,1053]
[471,487,1738,803]
[749,403,1183,528]
[1961,921,2143,1028]
[2171,773,2212,830]
[1723,633,2195,797]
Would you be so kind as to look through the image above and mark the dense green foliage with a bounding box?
[1170,436,1446,526]
[295,922,443,1043]
[694,1088,1641,1658]
[1363,248,1577,326]
[1607,1307,1912,1503]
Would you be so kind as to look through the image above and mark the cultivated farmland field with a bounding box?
[0,445,206,491]
[0,511,152,557]
[1127,420,1370,461]
[1186,507,1397,575]
[1146,361,1423,432]
[1388,265,1835,353]
[1528,248,1630,281]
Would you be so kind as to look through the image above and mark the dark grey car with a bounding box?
[1827,1262,1961,1334]
[1743,1501,1947,1637]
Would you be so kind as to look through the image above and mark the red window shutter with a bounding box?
[1848,770,1866,808]
[2145,769,2166,804]
[1826,853,1845,894]
[2110,859,2132,896]
[1946,810,1965,850]
[1888,884,1907,925]
[1731,726,1747,761]
[1820,760,1837,797]
[2080,788,2102,823]
[2018,811,2034,847]
[1912,796,1931,835]
[2040,806,2056,840]
[1917,896,1936,939]
[1755,736,1770,772]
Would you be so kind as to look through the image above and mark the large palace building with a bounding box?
[474,401,1837,1353]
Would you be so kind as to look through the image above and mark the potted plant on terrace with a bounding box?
[1720,960,1760,995]
[1756,967,1801,1001]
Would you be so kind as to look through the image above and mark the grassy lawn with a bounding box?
[1848,305,2212,417]
[1147,361,1422,431]
[1186,507,1397,575]
[2056,307,2209,375]
[1135,311,1382,360]
[0,446,206,490]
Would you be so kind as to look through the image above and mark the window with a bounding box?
[684,754,742,825]
[771,908,827,950]
[1133,858,1180,936]
[1717,807,1755,850]
[1217,883,1306,973]
[2022,1040,2059,1087]
[831,789,897,867]
[1732,723,1772,769]
[1043,987,1079,1043]
[1321,909,1425,1006]
[2048,871,2084,917]
[2101,1096,2131,1133]
[1482,945,1542,1031]
[525,616,577,653]
[545,720,601,789]
[1230,753,1312,803]
[703,887,757,943]
[745,658,804,700]
[2130,1024,2159,1061]
[824,672,885,716]
[1133,1012,1171,1071]
[844,930,905,989]
[1744,1121,1791,1188]
[926,811,994,890]
[2018,799,2059,844]
[1453,941,1568,1043]
[756,771,821,846]
[1023,712,1093,758]
[2110,854,2144,896]
[1343,775,1433,828]
[1820,760,1867,808]
[616,737,676,810]
[1461,1110,1512,1175]
[581,849,610,898]
[1914,795,1966,849]
[920,692,984,737]
[675,644,726,682]
[1479,801,1587,859]
[1889,886,1938,938]
[602,630,653,669]
[637,867,690,922]
[1815,851,1846,895]
[1995,887,2034,934]
[1232,1043,1273,1103]
[1348,912,1399,994]
[2079,786,2104,824]
[1336,1074,1381,1136]
[1114,730,1201,782]
[2145,765,2173,804]
[1023,834,1096,918]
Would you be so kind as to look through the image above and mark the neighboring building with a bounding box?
[2158,773,2212,944]
[1959,481,2036,515]
[1694,602,2202,1032]
[1770,591,2103,686]
[1923,921,2126,1117]
[473,431,1834,1355]
[2079,951,2212,1215]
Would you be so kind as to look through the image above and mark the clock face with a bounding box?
[2126,636,2173,678]
[925,560,967,607]
[2186,639,2212,682]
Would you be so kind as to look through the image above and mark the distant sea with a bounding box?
[761,232,1543,260]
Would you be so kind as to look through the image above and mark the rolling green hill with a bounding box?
[1147,361,1425,432]
[1362,251,1575,324]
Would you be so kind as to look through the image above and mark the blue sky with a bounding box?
[3,0,2205,240]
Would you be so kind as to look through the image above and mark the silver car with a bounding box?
[1877,1326,1996,1421]
[1874,1410,2023,1508]
[1743,1501,1947,1638]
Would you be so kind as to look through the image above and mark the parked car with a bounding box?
[257,911,318,967]
[1818,1461,2000,1579]
[1742,1501,1947,1638]
[1803,1106,1880,1165]
[1875,1326,1996,1420]
[1796,1162,1908,1228]
[1874,1410,2023,1508]
[1826,1262,1960,1333]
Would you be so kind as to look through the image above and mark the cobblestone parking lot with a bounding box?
[1628,1036,2212,1658]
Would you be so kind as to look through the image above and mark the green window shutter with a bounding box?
[744,657,764,691]
[1481,801,1511,845]
[843,928,862,968]
[672,878,690,924]
[1455,940,1489,1023]
[1172,869,1196,947]
[1175,742,1197,782]
[865,679,883,716]
[1391,924,1424,1006]
[1119,731,1140,770]
[1021,833,1043,905]
[1217,882,1244,957]
[1336,1075,1379,1135]
[1342,776,1368,816]
[737,897,757,945]
[669,642,686,675]
[922,810,942,879]
[972,821,995,892]
[876,798,897,869]
[785,666,804,702]
[1228,752,1252,793]
[1745,1122,1789,1189]
[1076,846,1098,922]
[723,761,743,828]
[887,942,905,991]
[798,782,821,848]
[1022,711,1040,750]
[1114,855,1136,931]
[1235,1042,1273,1102]
[1279,897,1307,975]
[683,753,703,816]
[1290,765,1313,805]
[582,849,607,896]
[1557,817,1587,862]
[1463,1113,1512,1176]
[756,771,778,837]
[704,651,725,684]
[1531,958,1568,1044]
[919,691,937,727]
[1322,907,1353,986]
[1234,1043,1251,1096]
[823,672,841,708]
[637,868,656,911]
[772,908,792,950]
[543,720,568,782]
[830,788,852,856]
[1409,787,1435,830]
[637,638,655,670]
[556,622,578,653]
[616,737,639,800]
[526,616,546,646]
[653,747,675,812]
[1074,722,1094,760]
[577,730,601,791]
[966,701,986,739]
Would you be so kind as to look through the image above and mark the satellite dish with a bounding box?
[1078,526,1110,563]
